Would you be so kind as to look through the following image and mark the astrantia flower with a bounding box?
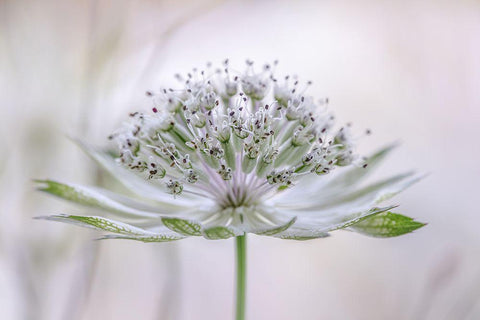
[37,60,425,320]
[37,59,424,241]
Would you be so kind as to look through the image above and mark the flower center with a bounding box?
[110,60,366,207]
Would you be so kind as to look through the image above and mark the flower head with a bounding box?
[37,60,425,241]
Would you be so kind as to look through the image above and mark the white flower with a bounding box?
[37,60,425,241]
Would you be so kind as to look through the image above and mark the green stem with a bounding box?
[235,235,247,320]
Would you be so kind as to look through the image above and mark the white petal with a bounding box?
[273,206,395,239]
[36,179,190,219]
[323,143,398,190]
[275,172,422,213]
[241,205,297,235]
[271,144,397,205]
[73,139,205,206]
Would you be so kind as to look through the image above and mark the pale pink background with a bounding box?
[1,0,479,319]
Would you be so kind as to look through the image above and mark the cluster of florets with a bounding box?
[109,60,367,208]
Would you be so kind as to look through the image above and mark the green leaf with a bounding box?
[272,206,395,240]
[36,214,149,235]
[348,212,426,238]
[36,179,101,207]
[36,214,185,241]
[203,226,237,239]
[276,229,330,240]
[255,217,297,236]
[271,221,330,240]
[162,217,202,236]
[99,234,184,242]
[329,205,397,231]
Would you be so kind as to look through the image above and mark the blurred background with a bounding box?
[1,0,479,319]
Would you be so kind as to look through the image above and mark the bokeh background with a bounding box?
[1,0,479,319]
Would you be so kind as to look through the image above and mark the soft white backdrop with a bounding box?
[1,0,479,319]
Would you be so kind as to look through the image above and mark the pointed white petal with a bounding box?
[271,144,399,206]
[277,172,423,214]
[325,143,398,189]
[254,216,297,236]
[239,205,297,236]
[271,206,395,240]
[36,179,188,219]
[73,139,204,206]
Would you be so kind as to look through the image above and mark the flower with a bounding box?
[36,60,425,242]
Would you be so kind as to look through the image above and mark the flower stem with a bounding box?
[235,235,247,320]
